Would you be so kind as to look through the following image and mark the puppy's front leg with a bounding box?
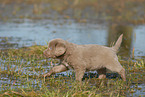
[97,68,106,79]
[75,69,85,82]
[43,64,69,77]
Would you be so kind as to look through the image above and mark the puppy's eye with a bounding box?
[49,47,52,50]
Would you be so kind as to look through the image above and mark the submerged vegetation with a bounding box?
[0,46,145,96]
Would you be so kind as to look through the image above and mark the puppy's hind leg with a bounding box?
[97,68,106,79]
[118,68,126,81]
[106,61,126,81]
[43,64,69,77]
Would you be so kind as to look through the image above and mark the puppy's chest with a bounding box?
[65,56,81,68]
[65,59,75,68]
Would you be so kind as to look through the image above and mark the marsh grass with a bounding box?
[0,0,145,24]
[0,45,145,96]
[0,0,145,96]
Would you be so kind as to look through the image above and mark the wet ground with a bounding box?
[0,0,145,96]
[0,18,145,96]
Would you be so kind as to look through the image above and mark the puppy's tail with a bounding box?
[112,34,123,52]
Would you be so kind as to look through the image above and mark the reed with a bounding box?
[0,45,145,96]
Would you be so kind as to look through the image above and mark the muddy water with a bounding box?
[0,19,145,57]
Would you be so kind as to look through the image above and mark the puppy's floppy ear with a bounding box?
[55,42,66,56]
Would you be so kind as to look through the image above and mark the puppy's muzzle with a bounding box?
[43,50,50,58]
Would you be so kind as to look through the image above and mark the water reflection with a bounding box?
[108,24,133,57]
[0,19,145,57]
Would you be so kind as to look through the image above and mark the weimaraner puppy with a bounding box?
[43,34,126,82]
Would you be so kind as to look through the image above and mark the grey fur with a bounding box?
[43,34,126,82]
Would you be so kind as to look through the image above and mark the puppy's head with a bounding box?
[43,39,66,58]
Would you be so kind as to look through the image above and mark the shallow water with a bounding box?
[0,19,145,96]
[0,19,145,57]
[129,84,145,97]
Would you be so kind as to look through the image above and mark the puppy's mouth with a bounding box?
[44,54,56,59]
[43,51,66,59]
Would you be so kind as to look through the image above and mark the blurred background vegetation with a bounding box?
[0,0,145,24]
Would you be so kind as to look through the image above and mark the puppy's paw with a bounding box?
[98,74,106,79]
